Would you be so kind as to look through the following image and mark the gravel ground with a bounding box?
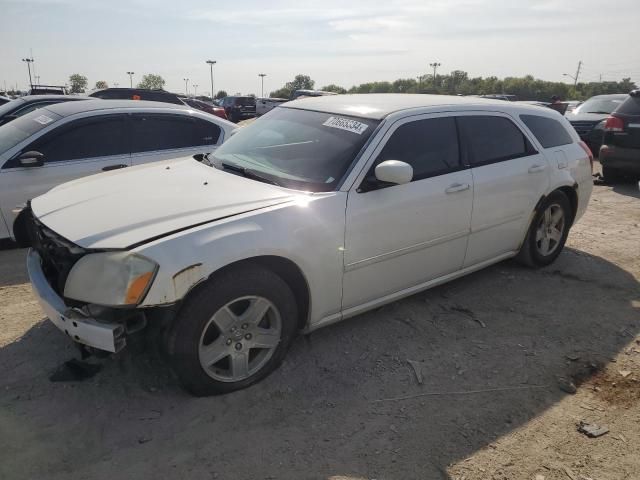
[0,173,638,480]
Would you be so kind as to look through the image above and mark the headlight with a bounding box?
[64,252,158,307]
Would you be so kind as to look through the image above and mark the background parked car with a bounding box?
[566,94,627,155]
[219,96,257,122]
[27,85,68,96]
[255,97,288,116]
[599,90,640,181]
[0,100,236,245]
[181,97,228,120]
[0,95,89,127]
[564,100,582,113]
[90,88,228,120]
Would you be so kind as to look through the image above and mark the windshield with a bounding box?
[212,107,379,191]
[0,108,61,155]
[574,96,626,114]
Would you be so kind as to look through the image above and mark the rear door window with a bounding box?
[458,116,535,166]
[27,115,127,162]
[131,114,218,152]
[520,114,573,148]
[374,117,461,181]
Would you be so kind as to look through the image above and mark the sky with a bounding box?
[1,0,639,96]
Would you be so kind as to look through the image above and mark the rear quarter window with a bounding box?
[520,114,574,148]
[615,96,640,115]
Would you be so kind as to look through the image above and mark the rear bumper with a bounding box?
[599,145,640,174]
[27,249,126,352]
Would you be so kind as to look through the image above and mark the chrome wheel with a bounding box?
[198,296,282,382]
[535,203,565,256]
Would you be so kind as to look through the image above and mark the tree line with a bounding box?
[270,72,638,102]
[25,71,634,102]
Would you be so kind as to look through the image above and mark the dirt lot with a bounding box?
[1,176,639,480]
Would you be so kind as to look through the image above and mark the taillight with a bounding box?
[604,116,624,132]
[578,140,593,173]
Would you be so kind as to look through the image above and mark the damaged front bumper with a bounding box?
[27,249,127,353]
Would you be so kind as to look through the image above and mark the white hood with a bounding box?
[31,157,296,249]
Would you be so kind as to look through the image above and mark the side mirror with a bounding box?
[374,160,413,185]
[18,151,45,167]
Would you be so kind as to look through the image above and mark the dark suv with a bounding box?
[599,90,640,181]
[89,88,184,104]
[219,96,256,122]
[566,94,628,155]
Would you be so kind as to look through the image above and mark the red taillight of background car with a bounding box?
[578,140,594,173]
[604,116,624,132]
[211,107,227,120]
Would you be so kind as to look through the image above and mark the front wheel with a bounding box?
[516,191,572,267]
[168,264,298,396]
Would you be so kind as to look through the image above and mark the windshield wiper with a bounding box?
[585,111,611,114]
[221,161,282,187]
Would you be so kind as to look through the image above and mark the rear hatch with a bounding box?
[605,93,640,149]
[233,97,256,114]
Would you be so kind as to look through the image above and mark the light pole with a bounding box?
[429,62,441,87]
[193,84,198,97]
[35,75,40,86]
[22,57,34,89]
[563,61,582,88]
[258,73,267,98]
[206,60,216,100]
[126,71,135,88]
[183,78,189,96]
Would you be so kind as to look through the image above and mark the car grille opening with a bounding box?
[25,207,87,297]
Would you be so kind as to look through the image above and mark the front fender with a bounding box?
[134,193,347,325]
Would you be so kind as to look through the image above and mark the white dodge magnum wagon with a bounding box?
[26,94,593,395]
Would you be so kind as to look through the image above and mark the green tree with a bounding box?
[215,90,227,99]
[270,74,315,99]
[69,74,88,94]
[320,84,347,94]
[94,80,108,90]
[137,74,165,90]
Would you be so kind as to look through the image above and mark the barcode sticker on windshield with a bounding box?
[34,115,53,125]
[323,116,368,135]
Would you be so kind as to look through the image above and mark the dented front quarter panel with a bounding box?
[133,192,347,327]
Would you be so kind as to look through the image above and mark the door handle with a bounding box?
[528,164,546,173]
[445,183,470,194]
[102,164,128,172]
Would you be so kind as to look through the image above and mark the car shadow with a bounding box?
[0,248,638,480]
[611,179,640,199]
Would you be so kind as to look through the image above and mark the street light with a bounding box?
[183,78,189,96]
[206,60,216,100]
[22,57,34,89]
[126,71,135,88]
[193,84,198,97]
[258,73,267,98]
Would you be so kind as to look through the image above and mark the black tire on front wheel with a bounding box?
[516,191,572,268]
[167,264,298,396]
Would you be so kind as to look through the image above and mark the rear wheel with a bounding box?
[168,264,298,396]
[517,191,572,267]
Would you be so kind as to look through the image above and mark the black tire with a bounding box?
[602,166,622,183]
[516,191,572,268]
[167,264,298,396]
